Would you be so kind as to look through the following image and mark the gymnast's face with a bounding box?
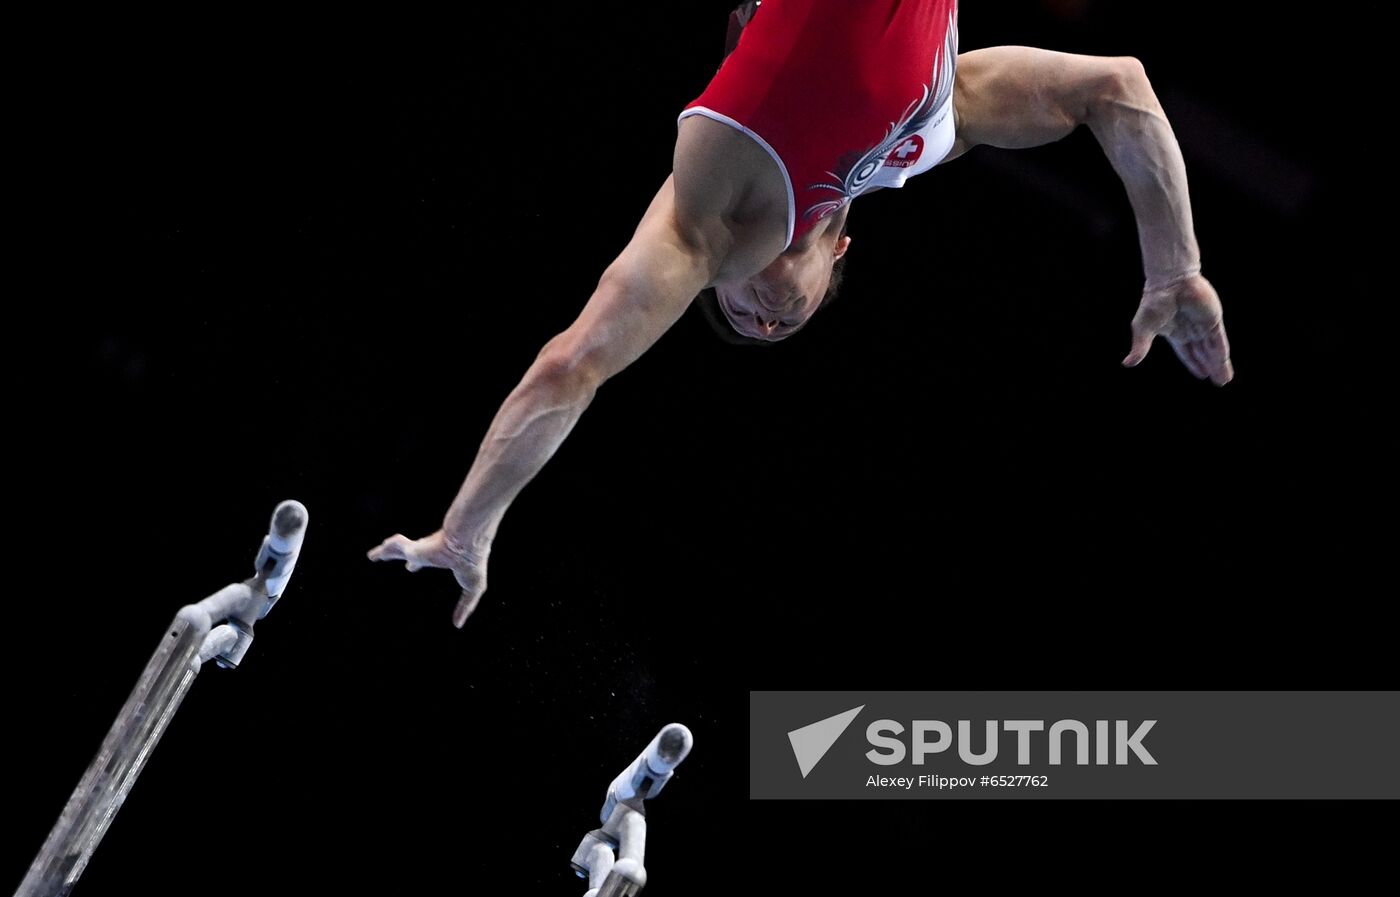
[715,231,852,341]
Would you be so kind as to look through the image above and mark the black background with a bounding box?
[9,1,1390,893]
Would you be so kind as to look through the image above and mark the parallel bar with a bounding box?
[16,608,209,897]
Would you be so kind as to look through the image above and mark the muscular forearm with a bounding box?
[441,346,599,557]
[1087,63,1200,289]
[369,171,732,621]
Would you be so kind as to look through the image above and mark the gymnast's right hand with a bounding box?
[368,530,488,628]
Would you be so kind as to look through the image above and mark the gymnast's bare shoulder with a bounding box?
[672,114,792,284]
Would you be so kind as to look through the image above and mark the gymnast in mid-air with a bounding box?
[369,0,1234,624]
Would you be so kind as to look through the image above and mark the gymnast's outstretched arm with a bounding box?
[369,169,732,626]
[945,46,1233,385]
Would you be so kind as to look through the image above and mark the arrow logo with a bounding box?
[788,705,865,778]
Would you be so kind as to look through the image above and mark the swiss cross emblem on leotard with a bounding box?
[884,135,925,169]
[804,7,959,223]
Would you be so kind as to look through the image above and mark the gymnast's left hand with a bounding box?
[368,529,489,628]
[1122,274,1234,386]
